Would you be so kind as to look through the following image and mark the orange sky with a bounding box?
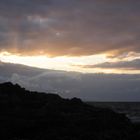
[1,51,140,74]
[0,0,140,73]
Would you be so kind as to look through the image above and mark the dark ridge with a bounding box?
[0,82,139,140]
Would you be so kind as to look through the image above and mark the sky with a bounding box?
[0,0,140,73]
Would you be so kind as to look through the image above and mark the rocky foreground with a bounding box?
[0,82,139,140]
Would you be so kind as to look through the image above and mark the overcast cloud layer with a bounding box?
[1,61,140,101]
[0,0,140,57]
[81,59,140,70]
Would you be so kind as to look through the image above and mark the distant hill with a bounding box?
[0,82,139,140]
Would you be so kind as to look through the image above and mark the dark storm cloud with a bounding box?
[81,59,140,70]
[0,0,50,18]
[0,0,140,56]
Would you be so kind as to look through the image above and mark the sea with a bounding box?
[87,102,140,123]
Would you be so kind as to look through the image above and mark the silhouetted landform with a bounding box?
[0,82,139,140]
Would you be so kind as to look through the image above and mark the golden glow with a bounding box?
[0,51,108,73]
[0,51,140,74]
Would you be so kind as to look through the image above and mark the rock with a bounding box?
[0,82,138,140]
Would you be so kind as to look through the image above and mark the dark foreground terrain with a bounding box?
[0,82,140,140]
[87,102,140,123]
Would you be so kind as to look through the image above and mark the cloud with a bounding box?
[81,59,140,70]
[1,61,140,101]
[0,0,140,57]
